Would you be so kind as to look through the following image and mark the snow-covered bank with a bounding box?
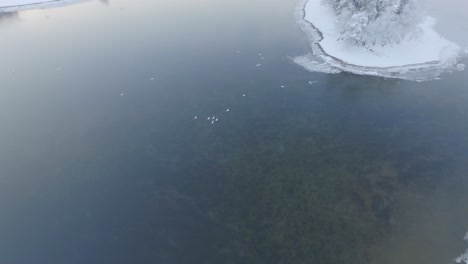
[0,0,90,12]
[295,0,466,80]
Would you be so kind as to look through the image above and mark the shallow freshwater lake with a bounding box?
[1,0,468,263]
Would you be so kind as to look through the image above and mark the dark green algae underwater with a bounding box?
[144,71,468,264]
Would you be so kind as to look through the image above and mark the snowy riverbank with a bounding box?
[0,0,90,12]
[295,0,466,80]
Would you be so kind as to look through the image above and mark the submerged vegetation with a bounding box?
[155,75,468,264]
[211,145,400,263]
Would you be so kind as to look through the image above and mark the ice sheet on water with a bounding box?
[293,54,341,74]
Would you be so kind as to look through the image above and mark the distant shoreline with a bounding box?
[1,0,62,9]
[0,0,90,12]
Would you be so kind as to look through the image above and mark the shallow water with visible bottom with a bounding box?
[1,0,468,263]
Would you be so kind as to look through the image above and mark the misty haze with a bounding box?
[1,0,468,263]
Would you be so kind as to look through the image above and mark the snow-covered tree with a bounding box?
[321,0,426,47]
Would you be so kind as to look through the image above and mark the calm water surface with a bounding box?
[1,0,468,263]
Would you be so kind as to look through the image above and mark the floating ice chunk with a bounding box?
[207,117,211,120]
[150,77,155,80]
[261,57,264,60]
[463,232,468,241]
[194,116,198,120]
[454,231,468,263]
[211,120,214,124]
[258,53,262,56]
[308,81,319,84]
[256,64,262,67]
[215,118,219,122]
[236,51,240,53]
[455,252,468,264]
[120,93,125,96]
[226,108,230,112]
[280,85,285,88]
[242,94,246,97]
[55,67,62,72]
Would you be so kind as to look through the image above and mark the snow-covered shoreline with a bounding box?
[295,0,466,80]
[0,0,90,12]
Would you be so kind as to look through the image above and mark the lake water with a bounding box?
[1,0,468,263]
